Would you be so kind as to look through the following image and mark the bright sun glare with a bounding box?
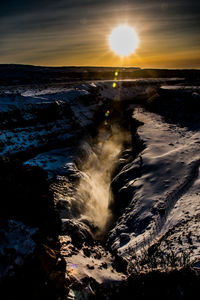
[109,25,139,57]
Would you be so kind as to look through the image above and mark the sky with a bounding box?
[0,0,200,68]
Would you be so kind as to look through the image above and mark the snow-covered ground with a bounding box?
[59,235,125,285]
[0,84,102,157]
[109,106,200,265]
[1,79,200,288]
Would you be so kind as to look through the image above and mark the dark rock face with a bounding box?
[61,219,94,248]
[144,87,200,128]
[110,120,145,219]
[0,155,63,299]
[0,155,59,235]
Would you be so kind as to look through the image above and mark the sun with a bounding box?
[109,25,139,57]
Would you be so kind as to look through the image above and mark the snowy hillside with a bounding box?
[109,108,200,264]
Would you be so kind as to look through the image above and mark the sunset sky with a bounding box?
[0,0,200,68]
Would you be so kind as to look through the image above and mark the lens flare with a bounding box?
[109,25,139,57]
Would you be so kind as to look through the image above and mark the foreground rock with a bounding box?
[0,155,65,299]
[0,155,58,233]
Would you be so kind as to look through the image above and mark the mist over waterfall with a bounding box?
[76,124,129,238]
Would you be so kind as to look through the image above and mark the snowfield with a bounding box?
[109,107,200,264]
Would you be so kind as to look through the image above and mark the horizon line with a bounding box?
[0,63,200,71]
